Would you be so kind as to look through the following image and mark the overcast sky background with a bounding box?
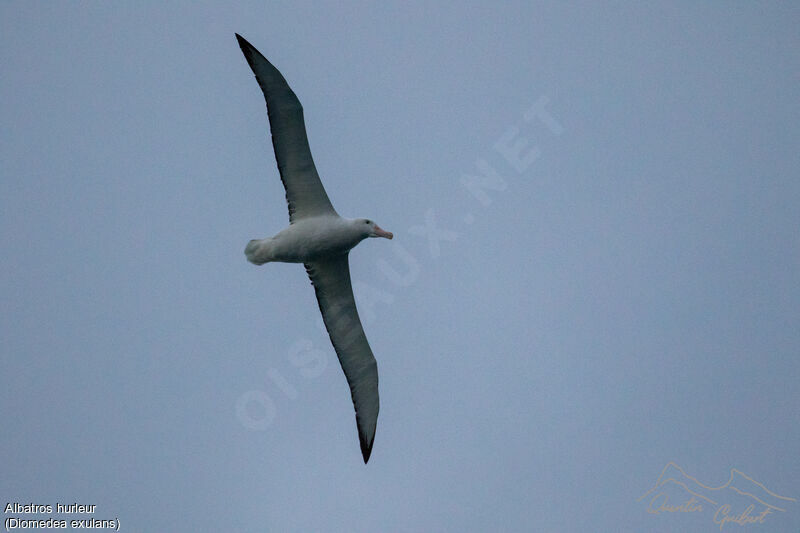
[2,2,798,532]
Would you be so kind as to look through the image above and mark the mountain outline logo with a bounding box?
[637,461,796,529]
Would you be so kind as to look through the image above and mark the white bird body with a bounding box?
[236,34,392,463]
[245,216,390,265]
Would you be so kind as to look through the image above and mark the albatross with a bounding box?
[236,34,392,463]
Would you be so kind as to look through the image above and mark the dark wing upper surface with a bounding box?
[236,34,337,222]
[305,255,379,463]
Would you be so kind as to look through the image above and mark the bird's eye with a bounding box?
[365,220,371,224]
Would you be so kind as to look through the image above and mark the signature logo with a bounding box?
[637,462,795,530]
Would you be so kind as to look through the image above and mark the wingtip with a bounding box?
[361,444,373,464]
[360,431,375,464]
[235,33,252,53]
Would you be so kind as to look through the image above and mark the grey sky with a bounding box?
[2,2,798,532]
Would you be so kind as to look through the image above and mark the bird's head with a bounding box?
[355,218,393,240]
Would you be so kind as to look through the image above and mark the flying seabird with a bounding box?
[236,34,392,463]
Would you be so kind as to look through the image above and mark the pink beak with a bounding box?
[374,225,393,239]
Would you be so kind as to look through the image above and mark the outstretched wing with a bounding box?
[305,255,379,463]
[236,34,337,222]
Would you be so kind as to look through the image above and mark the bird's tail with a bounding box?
[245,239,271,265]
